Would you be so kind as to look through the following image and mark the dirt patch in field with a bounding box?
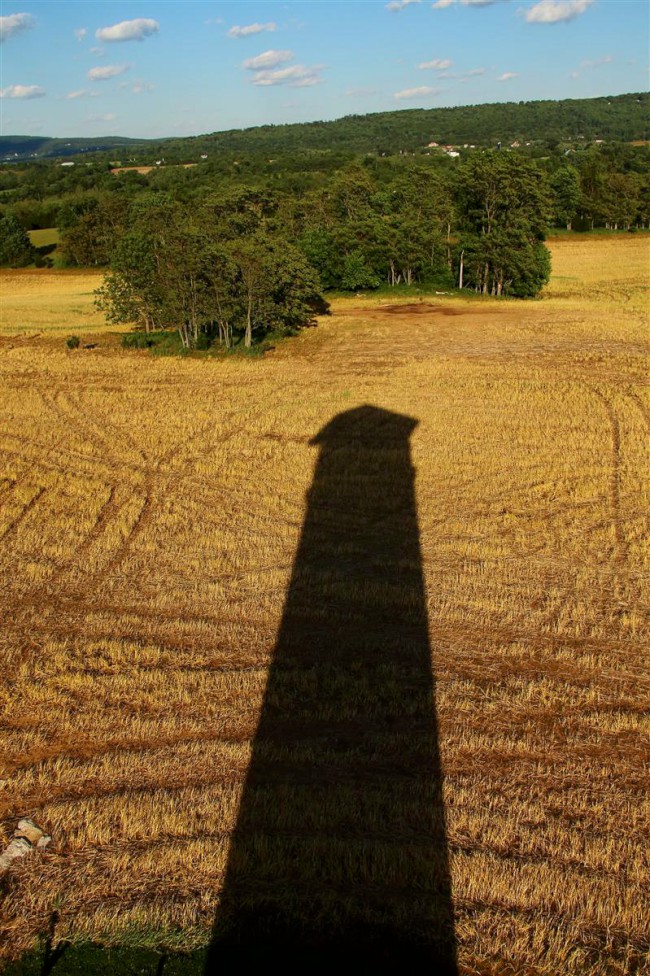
[379,302,464,315]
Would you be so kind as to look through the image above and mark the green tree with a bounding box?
[601,173,640,230]
[341,251,381,291]
[94,231,167,333]
[455,154,551,297]
[59,197,127,267]
[224,235,325,347]
[0,212,34,267]
[551,165,581,230]
[298,229,343,290]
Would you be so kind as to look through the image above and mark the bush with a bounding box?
[341,251,380,291]
[121,332,156,349]
[148,332,186,357]
[120,330,187,355]
[66,335,80,350]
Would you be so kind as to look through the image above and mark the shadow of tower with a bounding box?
[206,405,457,973]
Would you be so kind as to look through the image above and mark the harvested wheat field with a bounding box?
[0,270,110,337]
[0,235,649,974]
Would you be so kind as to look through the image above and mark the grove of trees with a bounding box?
[95,197,325,349]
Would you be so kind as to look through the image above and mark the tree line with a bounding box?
[1,141,648,350]
[1,91,646,163]
[86,152,553,349]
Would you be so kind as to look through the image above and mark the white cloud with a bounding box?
[525,0,593,23]
[386,0,421,10]
[90,46,105,56]
[0,83,45,99]
[0,12,35,42]
[465,66,486,75]
[131,80,155,94]
[87,64,130,81]
[95,18,159,43]
[419,58,453,69]
[433,1,511,8]
[251,64,324,87]
[394,85,439,99]
[497,71,518,80]
[572,54,613,78]
[74,27,87,41]
[64,89,98,100]
[228,22,276,38]
[580,54,613,68]
[243,49,293,70]
[85,112,117,123]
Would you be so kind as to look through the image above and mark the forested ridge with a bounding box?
[161,91,649,158]
[1,91,647,162]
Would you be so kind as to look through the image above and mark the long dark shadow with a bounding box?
[206,405,457,973]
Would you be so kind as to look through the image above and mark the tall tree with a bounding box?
[0,212,34,267]
[455,154,552,297]
[551,165,581,230]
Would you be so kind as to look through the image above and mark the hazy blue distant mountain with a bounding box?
[0,135,150,162]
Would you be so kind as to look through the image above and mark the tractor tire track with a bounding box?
[38,389,124,470]
[66,390,148,466]
[35,486,138,596]
[626,390,650,434]
[590,388,628,564]
[86,481,153,587]
[0,485,46,545]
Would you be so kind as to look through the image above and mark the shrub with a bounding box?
[341,251,381,291]
[121,332,156,349]
[66,335,80,350]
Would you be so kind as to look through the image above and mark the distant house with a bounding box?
[60,162,75,167]
[427,141,439,148]
[446,150,460,158]
[200,154,208,159]
[510,140,521,148]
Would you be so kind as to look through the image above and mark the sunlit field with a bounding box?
[0,235,648,974]
[0,269,109,337]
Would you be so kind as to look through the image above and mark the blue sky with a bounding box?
[0,1,648,138]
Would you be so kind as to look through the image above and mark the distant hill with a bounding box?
[168,92,649,157]
[0,135,150,162]
[1,92,647,163]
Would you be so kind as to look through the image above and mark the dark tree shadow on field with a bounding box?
[205,405,457,974]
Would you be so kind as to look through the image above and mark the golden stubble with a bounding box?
[0,235,649,974]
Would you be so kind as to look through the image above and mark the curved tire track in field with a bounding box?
[589,388,628,564]
[80,482,153,589]
[38,390,124,469]
[66,390,148,466]
[0,484,46,544]
[626,390,650,433]
[37,487,141,595]
[1,429,109,473]
[35,388,157,585]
